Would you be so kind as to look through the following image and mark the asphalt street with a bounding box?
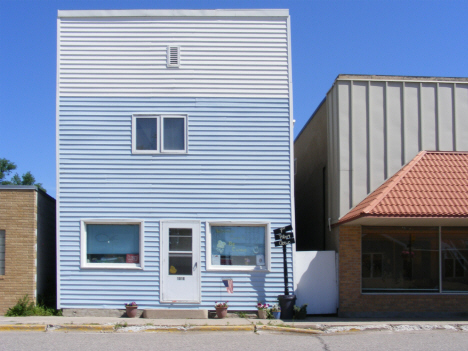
[1,330,468,351]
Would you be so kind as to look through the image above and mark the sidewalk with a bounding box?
[1,315,468,334]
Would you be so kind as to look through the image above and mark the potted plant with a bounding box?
[270,304,281,319]
[125,301,138,318]
[256,302,269,319]
[214,301,228,319]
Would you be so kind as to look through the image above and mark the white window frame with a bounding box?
[206,221,271,272]
[161,115,187,153]
[80,219,144,270]
[132,114,187,154]
[132,114,160,154]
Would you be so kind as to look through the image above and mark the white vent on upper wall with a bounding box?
[167,46,180,68]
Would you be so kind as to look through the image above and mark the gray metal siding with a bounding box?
[58,17,289,98]
[58,97,293,309]
[328,80,468,221]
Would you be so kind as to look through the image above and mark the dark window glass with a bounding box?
[163,117,185,151]
[362,227,439,293]
[442,227,468,292]
[87,224,139,264]
[136,118,157,150]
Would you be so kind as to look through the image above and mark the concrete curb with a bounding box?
[0,325,47,332]
[257,325,322,334]
[53,325,115,332]
[189,325,254,332]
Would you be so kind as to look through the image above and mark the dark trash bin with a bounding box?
[278,294,296,319]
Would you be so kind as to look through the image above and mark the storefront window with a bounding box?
[81,220,143,269]
[362,227,439,293]
[442,227,468,292]
[207,223,270,271]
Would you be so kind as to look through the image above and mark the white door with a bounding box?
[160,220,201,303]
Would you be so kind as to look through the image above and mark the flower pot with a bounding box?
[258,310,268,319]
[272,311,281,319]
[126,306,138,318]
[216,307,228,319]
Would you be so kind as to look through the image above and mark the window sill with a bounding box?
[206,265,270,272]
[81,263,143,270]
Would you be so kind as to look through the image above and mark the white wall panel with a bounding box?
[421,83,437,151]
[386,82,403,178]
[337,82,350,218]
[369,82,385,191]
[455,84,468,150]
[351,82,368,207]
[403,83,420,163]
[438,84,455,150]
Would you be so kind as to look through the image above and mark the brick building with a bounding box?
[294,75,468,316]
[0,186,56,314]
[337,151,468,317]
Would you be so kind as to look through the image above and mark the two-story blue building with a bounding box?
[56,9,294,315]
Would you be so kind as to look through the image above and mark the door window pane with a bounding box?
[163,117,185,151]
[211,226,265,266]
[169,253,192,275]
[169,228,192,251]
[362,226,439,292]
[136,117,157,150]
[442,227,468,292]
[87,224,140,264]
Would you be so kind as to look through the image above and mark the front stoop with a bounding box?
[143,309,208,319]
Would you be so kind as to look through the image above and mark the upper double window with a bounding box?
[132,114,187,154]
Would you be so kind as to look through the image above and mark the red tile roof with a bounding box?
[337,151,468,225]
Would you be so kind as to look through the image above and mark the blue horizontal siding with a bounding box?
[58,97,293,310]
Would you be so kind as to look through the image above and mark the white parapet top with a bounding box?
[58,9,289,18]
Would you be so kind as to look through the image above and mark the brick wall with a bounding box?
[339,225,468,317]
[0,189,37,314]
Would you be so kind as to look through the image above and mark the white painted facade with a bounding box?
[56,9,295,311]
[58,9,289,98]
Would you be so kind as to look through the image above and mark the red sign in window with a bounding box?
[126,254,139,263]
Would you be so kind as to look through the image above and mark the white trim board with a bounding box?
[58,9,289,18]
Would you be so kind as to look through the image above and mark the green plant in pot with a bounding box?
[270,304,281,319]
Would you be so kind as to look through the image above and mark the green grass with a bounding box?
[114,322,128,330]
[5,295,62,317]
[236,311,247,318]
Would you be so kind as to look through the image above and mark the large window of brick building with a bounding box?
[362,226,468,293]
[362,227,439,293]
[442,227,468,292]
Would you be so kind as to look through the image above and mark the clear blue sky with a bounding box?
[1,0,467,198]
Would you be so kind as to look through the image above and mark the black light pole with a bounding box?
[283,244,289,295]
[274,224,295,317]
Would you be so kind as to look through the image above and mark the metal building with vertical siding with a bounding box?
[295,74,468,251]
[56,9,294,315]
